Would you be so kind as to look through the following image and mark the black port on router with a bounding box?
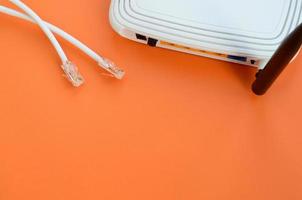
[227,55,248,62]
[250,60,256,65]
[147,38,158,47]
[135,33,147,41]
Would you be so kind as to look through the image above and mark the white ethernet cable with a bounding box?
[10,0,84,87]
[1,1,125,87]
[0,5,125,80]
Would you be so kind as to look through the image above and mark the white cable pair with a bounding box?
[1,0,125,87]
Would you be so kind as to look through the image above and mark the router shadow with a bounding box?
[132,46,258,91]
[226,62,257,90]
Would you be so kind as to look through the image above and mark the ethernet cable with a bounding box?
[0,1,125,86]
[10,0,84,87]
[0,5,125,80]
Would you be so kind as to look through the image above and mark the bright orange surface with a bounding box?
[0,1,302,200]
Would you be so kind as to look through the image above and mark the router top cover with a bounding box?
[110,0,302,95]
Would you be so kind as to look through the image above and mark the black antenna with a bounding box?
[252,23,302,95]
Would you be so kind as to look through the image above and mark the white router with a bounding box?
[110,0,302,95]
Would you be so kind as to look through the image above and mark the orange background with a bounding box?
[0,0,302,200]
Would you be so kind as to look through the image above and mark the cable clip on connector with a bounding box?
[61,61,84,87]
[99,58,125,80]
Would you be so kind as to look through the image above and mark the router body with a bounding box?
[110,0,302,94]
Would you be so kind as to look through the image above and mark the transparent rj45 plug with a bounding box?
[99,58,125,80]
[61,61,84,87]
